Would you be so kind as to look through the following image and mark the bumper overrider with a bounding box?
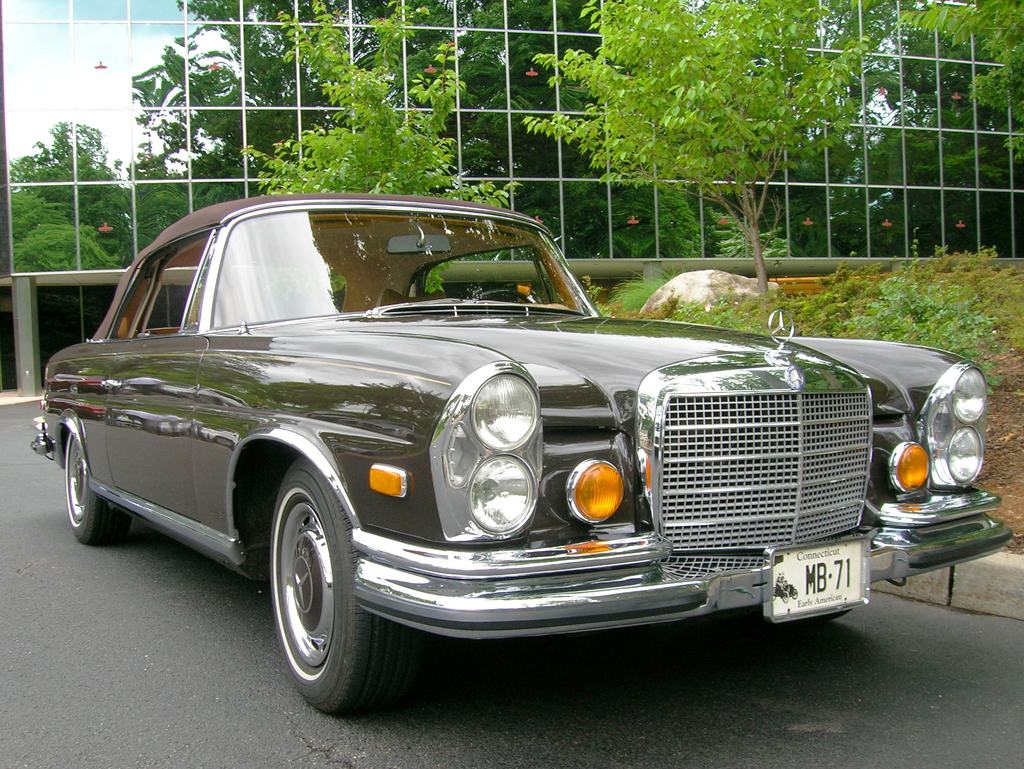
[352,490,1010,639]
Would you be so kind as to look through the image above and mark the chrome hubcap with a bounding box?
[278,499,334,671]
[66,442,87,527]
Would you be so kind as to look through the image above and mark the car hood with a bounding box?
[260,314,885,431]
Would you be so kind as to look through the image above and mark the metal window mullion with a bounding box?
[1010,108,1018,259]
[401,0,409,111]
[240,1,250,199]
[935,32,946,250]
[453,0,463,194]
[606,167,613,258]
[783,153,791,257]
[184,0,194,212]
[552,1,566,248]
[69,10,82,271]
[502,0,515,208]
[347,0,355,60]
[699,196,706,257]
[126,0,138,259]
[897,1,910,258]
[294,0,304,154]
[858,1,871,258]
[824,132,832,259]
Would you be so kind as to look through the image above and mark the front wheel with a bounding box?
[271,460,422,714]
[64,433,131,545]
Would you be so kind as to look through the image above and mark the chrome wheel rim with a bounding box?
[276,492,335,676]
[66,440,87,528]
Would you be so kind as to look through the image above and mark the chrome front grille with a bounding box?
[658,390,870,552]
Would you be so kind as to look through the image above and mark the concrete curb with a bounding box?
[874,551,1024,621]
[0,394,38,407]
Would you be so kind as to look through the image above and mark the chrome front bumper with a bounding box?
[353,499,1011,639]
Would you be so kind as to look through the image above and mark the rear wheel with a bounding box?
[64,433,131,545]
[271,460,422,713]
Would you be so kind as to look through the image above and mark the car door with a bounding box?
[103,233,212,522]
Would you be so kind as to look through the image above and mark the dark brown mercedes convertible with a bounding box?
[31,194,1011,713]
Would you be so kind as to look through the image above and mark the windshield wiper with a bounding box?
[365,299,583,319]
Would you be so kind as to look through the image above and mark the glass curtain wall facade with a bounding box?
[2,0,1022,275]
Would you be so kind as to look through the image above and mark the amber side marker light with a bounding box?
[890,442,929,493]
[568,461,624,523]
[369,464,409,498]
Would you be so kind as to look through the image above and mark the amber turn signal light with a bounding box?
[567,460,624,523]
[369,464,409,498]
[890,442,929,493]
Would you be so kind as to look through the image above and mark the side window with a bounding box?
[110,233,211,339]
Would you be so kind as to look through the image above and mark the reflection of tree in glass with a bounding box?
[10,123,129,271]
[132,4,301,183]
[247,1,509,206]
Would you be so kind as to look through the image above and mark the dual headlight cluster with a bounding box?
[431,363,542,539]
[890,363,987,493]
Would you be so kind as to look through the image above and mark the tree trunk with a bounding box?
[749,225,769,295]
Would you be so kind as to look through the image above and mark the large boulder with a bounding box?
[641,269,776,315]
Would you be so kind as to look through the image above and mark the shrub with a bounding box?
[628,250,1024,364]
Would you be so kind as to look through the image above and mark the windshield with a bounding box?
[211,208,594,328]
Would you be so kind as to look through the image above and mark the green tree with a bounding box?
[900,1,1024,149]
[246,1,506,204]
[526,0,869,292]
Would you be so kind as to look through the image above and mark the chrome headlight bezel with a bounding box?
[919,363,987,489]
[430,362,542,541]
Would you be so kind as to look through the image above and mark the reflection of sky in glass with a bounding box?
[5,24,74,111]
[134,0,185,22]
[4,4,184,167]
[74,0,129,21]
[73,24,131,109]
[5,0,70,21]
[3,0,181,21]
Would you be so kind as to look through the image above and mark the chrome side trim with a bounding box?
[56,411,85,468]
[351,528,673,580]
[228,427,360,537]
[869,488,1002,527]
[90,478,245,567]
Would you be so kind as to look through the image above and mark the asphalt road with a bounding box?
[2,401,1024,769]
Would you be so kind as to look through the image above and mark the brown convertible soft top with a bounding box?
[92,193,517,340]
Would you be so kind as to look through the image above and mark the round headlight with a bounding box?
[472,376,538,450]
[469,456,536,535]
[948,427,983,484]
[953,367,986,423]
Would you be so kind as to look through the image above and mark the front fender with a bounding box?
[228,424,361,537]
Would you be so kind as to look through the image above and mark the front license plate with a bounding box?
[766,538,869,622]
